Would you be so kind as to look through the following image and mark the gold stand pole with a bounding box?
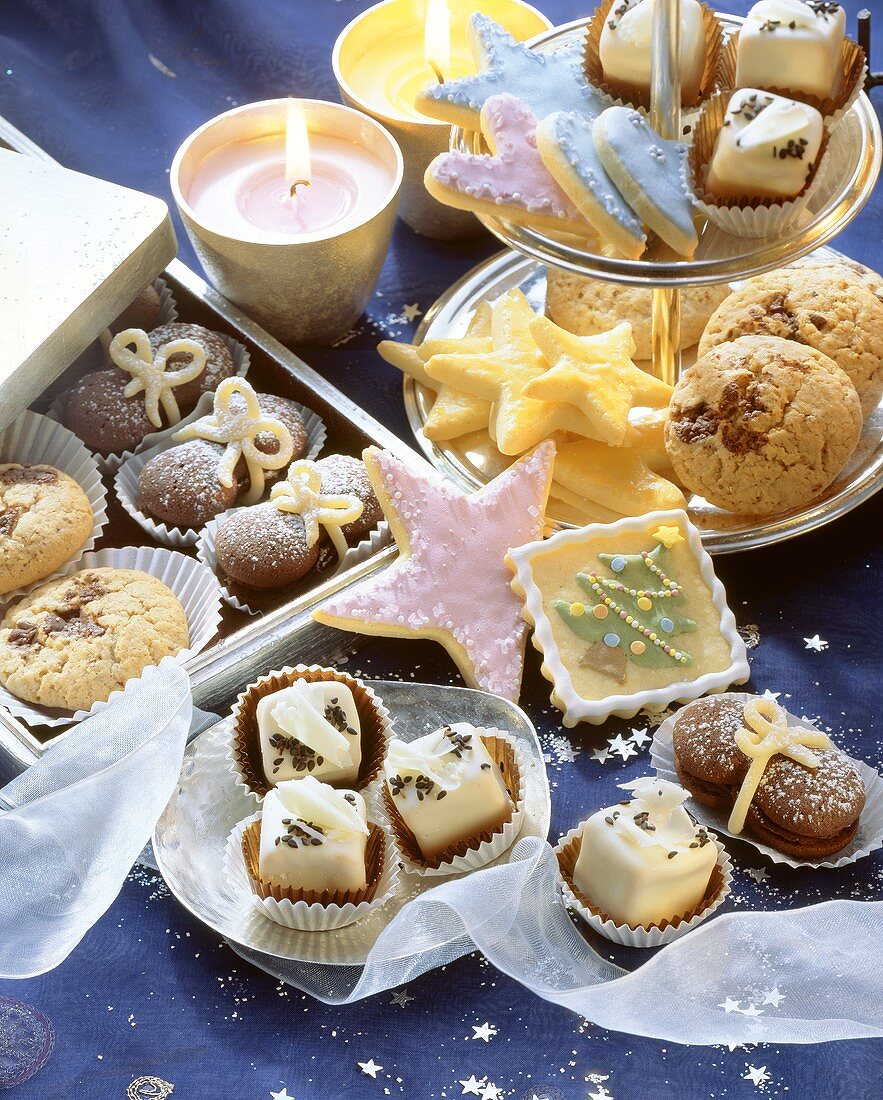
[650,0,682,387]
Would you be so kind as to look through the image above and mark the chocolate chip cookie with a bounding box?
[0,568,189,712]
[0,464,94,596]
[665,335,862,515]
[699,268,883,415]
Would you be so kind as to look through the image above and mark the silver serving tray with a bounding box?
[153,680,550,966]
[0,115,424,776]
[403,247,883,554]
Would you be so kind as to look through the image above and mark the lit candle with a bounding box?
[171,99,403,345]
[186,100,394,242]
[334,0,550,239]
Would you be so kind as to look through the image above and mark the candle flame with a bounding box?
[285,99,312,194]
[424,0,451,84]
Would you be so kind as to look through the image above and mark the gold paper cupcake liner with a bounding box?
[585,0,725,114]
[381,733,522,873]
[229,663,391,799]
[719,32,867,127]
[241,817,387,907]
[686,90,830,237]
[555,826,732,947]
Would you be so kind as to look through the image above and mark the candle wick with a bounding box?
[428,60,445,85]
[289,178,311,198]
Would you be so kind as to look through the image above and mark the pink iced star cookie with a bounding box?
[424,94,595,238]
[313,442,556,701]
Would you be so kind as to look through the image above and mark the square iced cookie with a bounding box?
[258,776,369,895]
[507,510,749,726]
[383,724,514,861]
[255,679,362,787]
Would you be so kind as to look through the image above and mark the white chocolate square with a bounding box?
[600,0,706,104]
[384,724,514,860]
[736,0,846,101]
[256,680,362,787]
[258,777,369,895]
[706,89,823,200]
[572,778,717,928]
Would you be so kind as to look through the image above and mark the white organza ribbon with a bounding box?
[230,837,883,1044]
[0,659,192,978]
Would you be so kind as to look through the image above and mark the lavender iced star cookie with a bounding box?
[593,106,698,257]
[536,111,647,258]
[416,13,609,131]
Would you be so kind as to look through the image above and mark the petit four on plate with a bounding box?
[382,723,524,874]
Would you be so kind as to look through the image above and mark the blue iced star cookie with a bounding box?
[416,13,609,130]
[536,111,647,258]
[593,107,698,256]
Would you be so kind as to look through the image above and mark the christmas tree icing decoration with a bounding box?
[554,535,698,683]
[507,510,749,727]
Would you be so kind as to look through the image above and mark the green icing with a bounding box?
[554,543,696,670]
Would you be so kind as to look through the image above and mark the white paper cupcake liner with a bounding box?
[49,331,251,474]
[112,389,326,548]
[227,664,393,802]
[650,693,883,869]
[381,729,528,878]
[0,545,222,729]
[224,811,400,930]
[0,411,109,604]
[336,520,392,575]
[555,825,732,947]
[153,274,179,326]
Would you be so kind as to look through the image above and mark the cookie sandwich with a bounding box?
[672,693,866,859]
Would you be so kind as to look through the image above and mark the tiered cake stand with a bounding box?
[403,8,883,553]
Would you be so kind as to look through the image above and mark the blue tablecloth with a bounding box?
[2,2,883,1097]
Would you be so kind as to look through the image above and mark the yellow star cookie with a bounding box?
[377,305,495,442]
[377,338,492,440]
[523,317,674,446]
[426,290,609,455]
[554,437,687,517]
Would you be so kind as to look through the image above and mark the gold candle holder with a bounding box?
[333,0,550,240]
[170,99,403,346]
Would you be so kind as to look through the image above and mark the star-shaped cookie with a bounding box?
[313,442,556,700]
[425,289,610,455]
[416,13,608,130]
[554,437,686,517]
[425,94,593,236]
[524,316,673,446]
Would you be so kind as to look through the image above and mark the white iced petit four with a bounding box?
[256,679,361,787]
[572,777,716,928]
[384,724,513,860]
[705,88,823,201]
[600,0,707,105]
[258,776,369,895]
[736,0,846,101]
